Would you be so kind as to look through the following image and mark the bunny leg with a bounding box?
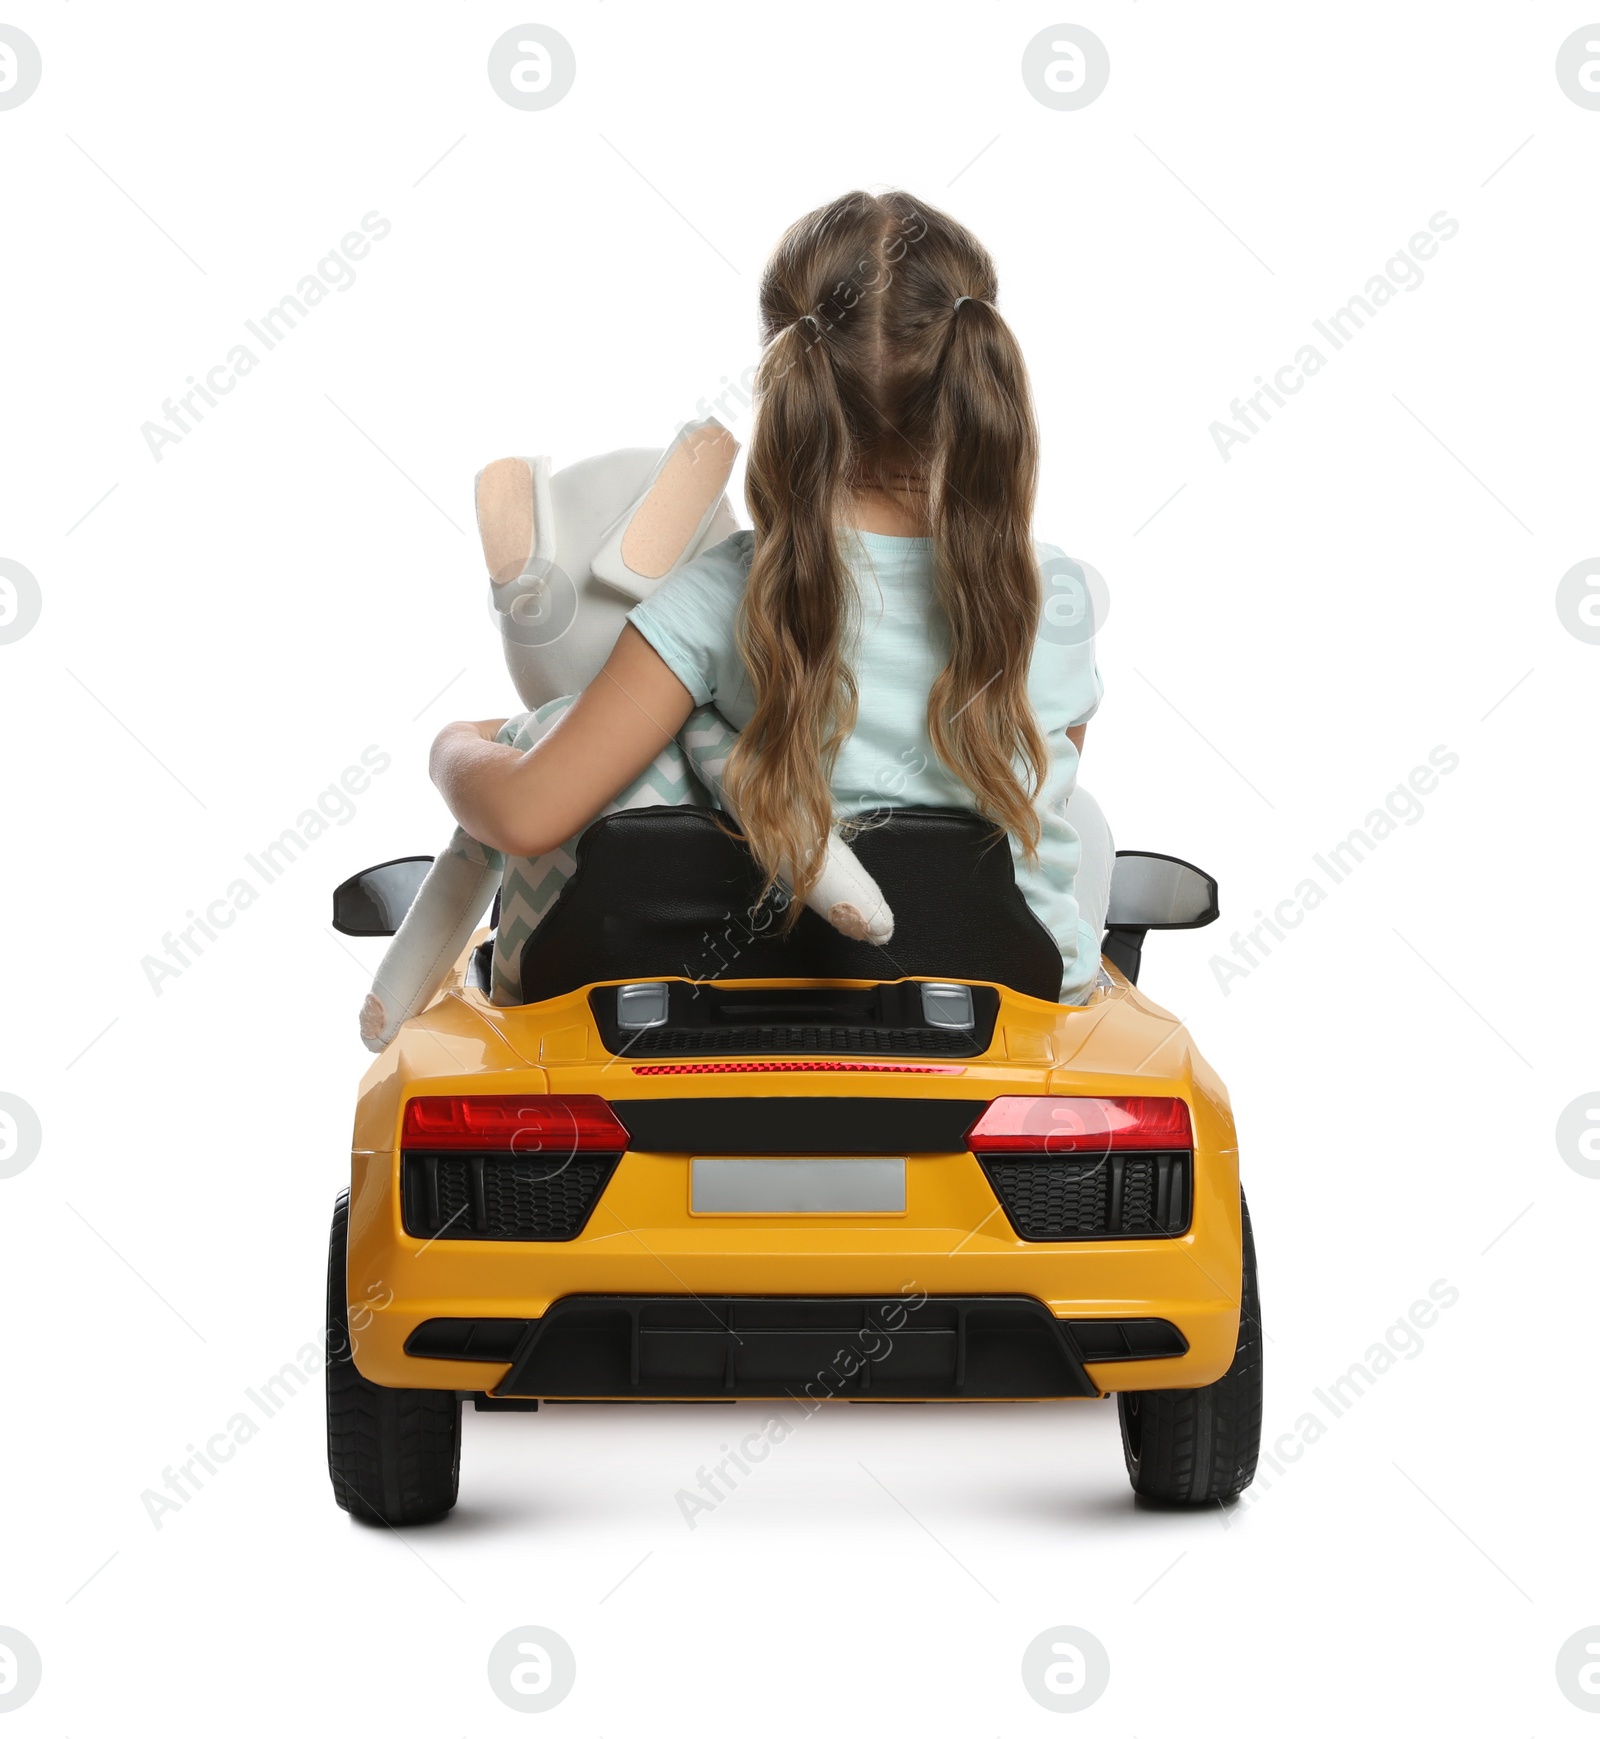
[362,825,502,1052]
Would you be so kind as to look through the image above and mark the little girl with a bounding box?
[431,189,1105,1004]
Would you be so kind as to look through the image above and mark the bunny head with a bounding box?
[475,419,741,710]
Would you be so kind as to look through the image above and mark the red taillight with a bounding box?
[965,1096,1192,1154]
[401,1094,628,1153]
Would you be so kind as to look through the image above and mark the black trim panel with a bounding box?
[403,1299,1190,1396]
[613,1096,989,1155]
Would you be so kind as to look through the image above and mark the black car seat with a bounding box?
[515,806,1065,1005]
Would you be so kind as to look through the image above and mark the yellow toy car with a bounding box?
[326,806,1260,1523]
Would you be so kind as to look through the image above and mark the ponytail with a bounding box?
[724,314,860,914]
[926,295,1049,858]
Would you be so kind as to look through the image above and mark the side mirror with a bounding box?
[1103,852,1219,985]
[332,856,434,937]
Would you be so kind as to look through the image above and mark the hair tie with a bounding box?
[953,296,972,311]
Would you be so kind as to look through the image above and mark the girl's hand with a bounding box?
[433,717,510,745]
[428,721,520,834]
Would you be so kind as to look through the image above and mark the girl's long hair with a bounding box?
[725,189,1048,919]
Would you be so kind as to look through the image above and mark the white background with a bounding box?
[2,2,1597,1731]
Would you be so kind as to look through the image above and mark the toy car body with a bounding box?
[327,806,1261,1523]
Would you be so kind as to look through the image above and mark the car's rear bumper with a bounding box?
[346,1146,1243,1397]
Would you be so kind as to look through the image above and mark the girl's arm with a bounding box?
[429,624,695,857]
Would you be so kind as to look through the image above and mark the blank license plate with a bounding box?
[691,1157,906,1214]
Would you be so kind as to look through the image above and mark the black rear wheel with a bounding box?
[1117,1191,1262,1505]
[325,1189,460,1525]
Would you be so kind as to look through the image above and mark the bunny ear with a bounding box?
[589,419,739,602]
[475,455,557,608]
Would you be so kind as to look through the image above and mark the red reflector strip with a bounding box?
[630,1060,966,1076]
[401,1093,628,1151]
[966,1095,1192,1153]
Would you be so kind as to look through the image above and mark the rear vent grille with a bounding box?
[402,1152,619,1241]
[979,1152,1190,1241]
[617,1024,975,1056]
[588,982,1000,1060]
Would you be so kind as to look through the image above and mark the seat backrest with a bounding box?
[517,807,1065,1004]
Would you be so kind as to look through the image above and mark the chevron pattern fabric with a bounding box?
[486,699,739,1005]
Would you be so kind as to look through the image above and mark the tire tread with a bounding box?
[325,1190,460,1526]
[1118,1192,1262,1505]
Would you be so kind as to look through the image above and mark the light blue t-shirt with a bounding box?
[628,529,1103,1001]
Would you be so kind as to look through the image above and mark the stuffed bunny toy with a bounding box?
[359,418,896,1051]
